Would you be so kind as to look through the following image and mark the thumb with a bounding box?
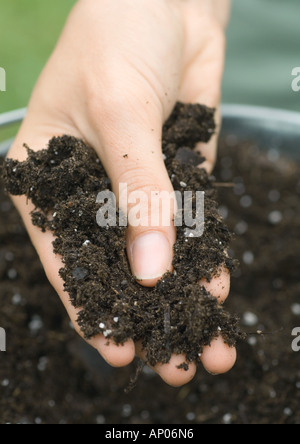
[93,104,177,287]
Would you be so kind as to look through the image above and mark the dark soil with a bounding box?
[2,103,243,368]
[0,112,299,424]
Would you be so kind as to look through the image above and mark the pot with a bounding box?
[1,105,300,158]
[1,105,299,385]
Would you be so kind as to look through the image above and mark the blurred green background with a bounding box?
[223,0,300,112]
[0,0,299,114]
[0,0,75,114]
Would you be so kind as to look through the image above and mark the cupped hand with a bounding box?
[8,0,235,387]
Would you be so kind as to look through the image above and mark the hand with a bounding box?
[8,0,235,387]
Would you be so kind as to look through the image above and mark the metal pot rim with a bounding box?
[1,105,300,157]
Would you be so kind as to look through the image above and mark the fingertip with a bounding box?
[97,336,135,368]
[193,107,221,175]
[194,135,218,175]
[199,266,230,304]
[155,355,197,388]
[135,343,196,387]
[197,158,215,175]
[200,335,237,375]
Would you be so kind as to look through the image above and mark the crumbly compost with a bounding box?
[2,103,244,366]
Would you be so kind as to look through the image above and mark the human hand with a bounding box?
[8,0,235,387]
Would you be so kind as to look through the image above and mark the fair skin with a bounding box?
[8,0,236,387]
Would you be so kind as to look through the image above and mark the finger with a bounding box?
[134,266,231,384]
[195,108,221,174]
[179,24,226,174]
[199,265,230,304]
[8,125,136,368]
[136,342,196,387]
[200,335,237,375]
[96,336,136,368]
[178,30,235,377]
[15,194,136,367]
[153,355,197,387]
[87,97,177,287]
[199,266,233,374]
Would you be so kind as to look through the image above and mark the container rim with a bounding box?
[220,104,300,160]
[1,104,300,157]
[221,104,300,126]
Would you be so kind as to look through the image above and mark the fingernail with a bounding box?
[131,232,172,280]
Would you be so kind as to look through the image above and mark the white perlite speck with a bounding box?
[243,251,254,265]
[243,311,258,327]
[268,210,283,225]
[268,189,280,202]
[122,404,132,417]
[186,412,196,421]
[12,293,22,305]
[96,415,106,424]
[37,357,49,372]
[240,195,252,208]
[103,329,112,338]
[7,269,17,280]
[248,336,257,346]
[235,221,248,235]
[291,304,300,316]
[29,315,44,334]
[223,413,232,425]
[218,205,229,220]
